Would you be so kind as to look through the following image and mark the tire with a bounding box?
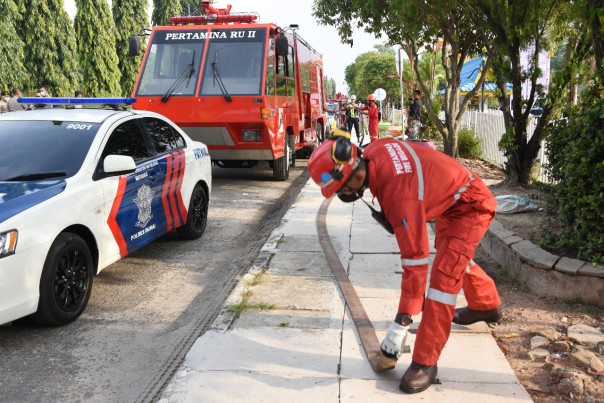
[273,138,290,181]
[32,233,94,326]
[318,123,325,142]
[288,134,296,168]
[177,185,208,239]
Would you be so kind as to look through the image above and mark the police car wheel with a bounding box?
[177,185,208,239]
[32,233,94,326]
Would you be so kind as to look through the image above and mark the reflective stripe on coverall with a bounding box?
[363,138,501,366]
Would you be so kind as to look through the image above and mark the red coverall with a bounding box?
[363,138,501,366]
[365,102,379,142]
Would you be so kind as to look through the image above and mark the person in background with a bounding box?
[361,94,379,143]
[408,90,423,140]
[344,95,361,142]
[74,90,83,109]
[38,86,53,108]
[7,88,27,112]
[39,86,50,98]
[307,134,502,395]
[32,91,46,109]
[0,90,9,113]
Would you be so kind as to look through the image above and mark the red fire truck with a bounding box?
[130,1,328,180]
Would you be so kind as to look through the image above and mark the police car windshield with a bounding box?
[0,120,100,181]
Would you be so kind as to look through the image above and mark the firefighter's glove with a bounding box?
[381,321,409,360]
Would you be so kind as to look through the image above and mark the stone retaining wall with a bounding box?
[480,220,604,307]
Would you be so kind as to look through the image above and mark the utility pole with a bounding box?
[398,45,405,132]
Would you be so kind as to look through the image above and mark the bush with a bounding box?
[457,127,482,159]
[543,84,604,264]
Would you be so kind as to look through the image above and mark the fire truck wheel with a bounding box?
[316,123,325,143]
[177,185,208,239]
[272,140,290,181]
[288,134,296,168]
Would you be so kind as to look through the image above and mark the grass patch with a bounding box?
[245,272,267,287]
[227,288,277,319]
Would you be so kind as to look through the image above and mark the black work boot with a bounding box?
[452,306,502,325]
[399,361,438,394]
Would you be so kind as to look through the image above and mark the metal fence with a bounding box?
[379,107,550,182]
[460,110,550,183]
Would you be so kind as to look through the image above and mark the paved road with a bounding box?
[0,161,309,402]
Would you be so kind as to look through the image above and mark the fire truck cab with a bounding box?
[130,2,328,180]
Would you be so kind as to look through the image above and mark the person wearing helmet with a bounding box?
[362,94,379,143]
[344,95,361,143]
[307,136,502,395]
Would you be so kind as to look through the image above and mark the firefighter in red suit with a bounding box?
[362,94,379,143]
[307,135,502,394]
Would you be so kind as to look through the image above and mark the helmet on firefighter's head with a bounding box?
[308,137,359,198]
[367,94,376,101]
[350,95,357,101]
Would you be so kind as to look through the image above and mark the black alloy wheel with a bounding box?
[177,185,208,239]
[32,233,94,326]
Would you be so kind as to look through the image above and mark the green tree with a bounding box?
[344,46,400,105]
[0,0,27,90]
[180,0,200,15]
[75,0,121,96]
[152,0,182,26]
[313,0,493,157]
[19,0,80,95]
[476,0,596,185]
[113,0,149,96]
[416,49,445,99]
[355,51,400,104]
[324,76,336,99]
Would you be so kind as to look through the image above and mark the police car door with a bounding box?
[141,117,188,234]
[99,118,157,258]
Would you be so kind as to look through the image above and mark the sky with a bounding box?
[63,0,383,94]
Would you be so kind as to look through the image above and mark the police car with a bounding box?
[0,98,212,326]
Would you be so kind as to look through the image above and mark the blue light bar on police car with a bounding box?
[18,97,137,105]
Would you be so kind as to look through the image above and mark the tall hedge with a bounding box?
[544,84,604,264]
[152,0,182,26]
[19,0,80,95]
[180,0,199,15]
[0,0,27,91]
[74,0,121,97]
[113,0,148,96]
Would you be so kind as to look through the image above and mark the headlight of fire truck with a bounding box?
[242,129,261,142]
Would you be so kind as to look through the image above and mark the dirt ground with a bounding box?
[462,158,604,402]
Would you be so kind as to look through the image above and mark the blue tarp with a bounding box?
[441,57,512,94]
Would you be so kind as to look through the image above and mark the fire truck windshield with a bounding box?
[200,28,266,96]
[136,30,205,97]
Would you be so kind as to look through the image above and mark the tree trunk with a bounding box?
[503,45,527,185]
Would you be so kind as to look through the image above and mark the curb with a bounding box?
[208,232,284,332]
[480,219,604,307]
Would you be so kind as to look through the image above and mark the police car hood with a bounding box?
[0,180,66,224]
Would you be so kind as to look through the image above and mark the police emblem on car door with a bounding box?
[101,119,159,256]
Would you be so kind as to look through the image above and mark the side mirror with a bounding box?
[275,32,288,57]
[103,155,136,176]
[128,35,141,57]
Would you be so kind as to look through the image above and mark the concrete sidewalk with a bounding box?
[160,180,532,402]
